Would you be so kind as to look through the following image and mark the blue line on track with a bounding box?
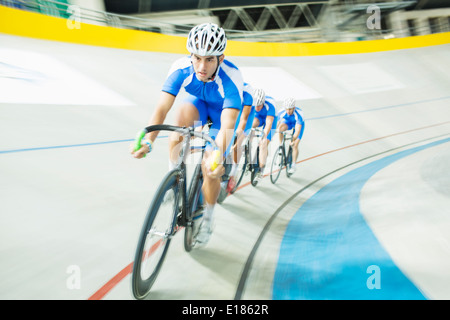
[0,139,134,154]
[273,137,450,300]
[0,136,169,154]
[306,96,450,121]
[1,96,448,155]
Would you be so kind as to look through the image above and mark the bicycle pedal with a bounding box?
[176,214,185,226]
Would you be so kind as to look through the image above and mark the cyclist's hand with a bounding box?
[204,150,224,179]
[130,140,151,159]
[205,163,225,179]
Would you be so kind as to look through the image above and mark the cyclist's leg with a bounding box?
[197,106,239,245]
[205,107,240,198]
[278,121,288,144]
[285,122,297,173]
[260,116,278,169]
[231,108,242,165]
[291,138,300,171]
[169,95,207,167]
[292,123,304,165]
[251,117,261,166]
[234,107,255,166]
[198,104,222,208]
[255,114,270,169]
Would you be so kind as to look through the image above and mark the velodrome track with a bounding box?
[1,22,450,299]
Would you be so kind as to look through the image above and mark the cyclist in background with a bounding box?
[276,97,305,174]
[227,82,255,191]
[249,89,277,183]
[131,23,244,246]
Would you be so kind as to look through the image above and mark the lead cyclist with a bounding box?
[131,23,244,246]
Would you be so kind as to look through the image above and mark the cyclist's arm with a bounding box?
[263,115,275,140]
[131,92,175,159]
[291,123,302,143]
[238,82,253,135]
[236,104,251,135]
[205,107,240,178]
[146,92,176,143]
[291,109,304,142]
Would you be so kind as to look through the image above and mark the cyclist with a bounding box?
[227,82,255,191]
[276,97,305,174]
[248,88,277,182]
[131,23,244,246]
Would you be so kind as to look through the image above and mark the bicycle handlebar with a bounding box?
[251,127,264,137]
[134,124,221,170]
[274,129,293,140]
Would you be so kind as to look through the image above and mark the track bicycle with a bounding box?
[270,129,294,184]
[131,124,220,300]
[231,127,265,191]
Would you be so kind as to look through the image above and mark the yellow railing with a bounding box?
[1,5,449,56]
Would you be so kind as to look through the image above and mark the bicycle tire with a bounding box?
[184,163,203,252]
[286,146,293,178]
[132,169,180,300]
[230,143,248,194]
[270,147,284,184]
[250,146,260,187]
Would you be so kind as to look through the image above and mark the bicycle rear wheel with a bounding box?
[286,146,293,178]
[185,163,203,252]
[132,170,180,300]
[270,147,284,184]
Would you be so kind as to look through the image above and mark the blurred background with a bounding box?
[1,0,450,42]
[1,0,449,301]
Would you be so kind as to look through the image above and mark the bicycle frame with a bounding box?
[270,129,294,184]
[131,124,220,299]
[240,127,264,169]
[231,127,266,190]
[279,130,293,164]
[135,124,218,232]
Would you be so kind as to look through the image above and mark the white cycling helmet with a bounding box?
[186,23,227,56]
[253,88,265,106]
[283,97,296,109]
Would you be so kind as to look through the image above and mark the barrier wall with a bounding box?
[1,5,450,56]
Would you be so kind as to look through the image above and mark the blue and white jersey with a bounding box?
[162,56,244,110]
[255,95,276,120]
[242,82,254,107]
[234,82,255,134]
[277,107,305,126]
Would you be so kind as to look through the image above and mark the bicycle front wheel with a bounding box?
[270,147,284,184]
[185,163,203,252]
[132,170,180,300]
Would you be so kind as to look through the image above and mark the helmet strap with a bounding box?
[208,56,222,81]
[189,54,223,82]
